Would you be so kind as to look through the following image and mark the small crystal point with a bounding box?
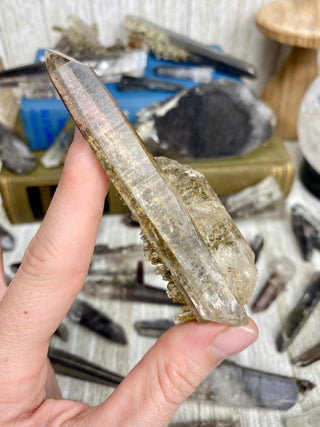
[291,204,320,261]
[251,257,295,313]
[134,319,174,338]
[68,299,127,345]
[291,341,320,367]
[46,50,257,326]
[192,360,312,410]
[276,272,320,352]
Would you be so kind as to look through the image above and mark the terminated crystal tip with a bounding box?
[46,49,257,326]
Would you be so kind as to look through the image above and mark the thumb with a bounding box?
[95,319,258,427]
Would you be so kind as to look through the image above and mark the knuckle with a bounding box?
[157,358,197,406]
[19,233,57,281]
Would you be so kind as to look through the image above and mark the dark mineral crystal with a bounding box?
[291,340,320,367]
[291,204,320,261]
[68,299,127,345]
[148,79,275,159]
[84,261,176,305]
[192,360,314,410]
[276,272,320,352]
[48,346,124,387]
[134,319,174,337]
[53,323,69,341]
[251,257,295,313]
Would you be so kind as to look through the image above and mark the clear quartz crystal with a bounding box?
[46,49,257,326]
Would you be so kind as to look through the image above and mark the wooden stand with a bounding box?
[262,47,318,141]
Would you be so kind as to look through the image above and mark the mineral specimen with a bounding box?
[68,299,127,345]
[117,75,184,92]
[221,176,285,218]
[291,340,320,367]
[134,319,175,338]
[192,360,314,410]
[135,79,276,159]
[88,243,154,276]
[125,15,256,78]
[41,118,75,168]
[251,257,295,313]
[49,346,123,387]
[155,65,215,83]
[0,123,36,174]
[46,49,257,326]
[276,272,320,352]
[53,323,69,341]
[291,204,320,261]
[84,261,177,305]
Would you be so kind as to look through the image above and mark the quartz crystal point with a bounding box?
[155,65,215,83]
[291,340,320,367]
[41,118,75,168]
[84,261,178,305]
[291,204,320,261]
[46,49,257,326]
[49,346,124,387]
[251,257,295,313]
[192,360,314,410]
[125,15,256,78]
[88,243,154,276]
[276,272,320,352]
[134,319,175,338]
[68,299,127,345]
[117,75,184,92]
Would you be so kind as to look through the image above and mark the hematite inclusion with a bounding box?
[46,49,257,326]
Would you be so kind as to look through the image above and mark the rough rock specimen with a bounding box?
[46,50,257,326]
[0,123,36,174]
[221,176,285,218]
[135,79,276,159]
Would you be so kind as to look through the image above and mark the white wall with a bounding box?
[0,0,291,94]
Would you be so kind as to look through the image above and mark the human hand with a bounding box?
[0,131,258,427]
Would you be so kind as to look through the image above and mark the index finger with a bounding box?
[0,130,110,370]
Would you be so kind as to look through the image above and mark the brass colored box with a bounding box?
[0,135,294,223]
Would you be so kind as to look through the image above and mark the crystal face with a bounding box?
[46,49,257,326]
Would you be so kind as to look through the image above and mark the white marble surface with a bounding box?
[1,142,320,426]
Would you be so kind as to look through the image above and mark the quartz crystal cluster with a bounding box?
[46,49,257,326]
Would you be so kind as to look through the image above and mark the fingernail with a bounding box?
[210,325,258,360]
